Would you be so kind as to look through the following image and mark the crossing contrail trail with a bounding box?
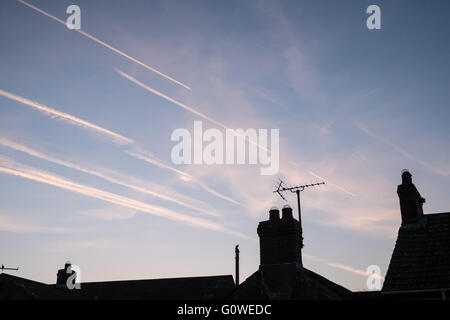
[0,155,249,238]
[116,70,229,128]
[0,138,221,217]
[16,0,191,90]
[309,171,356,197]
[116,69,272,154]
[355,122,449,177]
[126,147,244,206]
[0,88,242,206]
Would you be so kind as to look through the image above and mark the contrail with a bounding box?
[355,122,449,177]
[303,254,384,280]
[0,155,248,238]
[116,69,224,128]
[308,171,356,197]
[0,88,133,146]
[287,162,349,197]
[0,88,241,205]
[116,69,271,154]
[16,0,191,90]
[196,181,244,207]
[0,138,221,217]
[126,147,194,181]
[327,262,384,280]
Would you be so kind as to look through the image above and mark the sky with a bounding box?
[0,0,449,291]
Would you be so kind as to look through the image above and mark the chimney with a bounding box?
[56,261,76,288]
[397,170,426,225]
[257,206,303,266]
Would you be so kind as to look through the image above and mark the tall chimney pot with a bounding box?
[282,205,293,220]
[397,170,425,225]
[269,207,280,220]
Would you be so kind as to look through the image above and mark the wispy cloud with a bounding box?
[0,155,248,238]
[79,206,137,220]
[251,87,288,110]
[254,0,320,102]
[44,237,125,252]
[0,137,221,217]
[0,215,74,234]
[356,122,449,177]
[189,150,398,237]
[16,0,191,90]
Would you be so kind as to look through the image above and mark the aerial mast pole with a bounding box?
[274,180,325,248]
[235,245,240,286]
[296,189,302,227]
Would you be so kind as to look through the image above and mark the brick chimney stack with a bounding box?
[257,206,303,267]
[397,170,426,225]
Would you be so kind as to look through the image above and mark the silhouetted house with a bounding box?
[354,170,450,300]
[0,273,84,300]
[84,276,234,300]
[0,269,235,300]
[381,170,450,299]
[227,206,351,299]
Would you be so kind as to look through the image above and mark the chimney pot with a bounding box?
[401,169,412,184]
[269,207,280,220]
[282,205,293,220]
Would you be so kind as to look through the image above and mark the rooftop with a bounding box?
[383,211,450,292]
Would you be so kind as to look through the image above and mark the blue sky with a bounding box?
[0,0,449,291]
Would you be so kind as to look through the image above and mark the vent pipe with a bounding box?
[235,245,240,286]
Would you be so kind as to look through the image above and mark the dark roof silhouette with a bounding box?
[0,273,235,300]
[383,212,450,292]
[0,274,79,300]
[226,206,351,300]
[78,275,235,300]
[226,263,351,300]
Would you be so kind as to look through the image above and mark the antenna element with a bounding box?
[273,180,325,248]
[0,264,19,273]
